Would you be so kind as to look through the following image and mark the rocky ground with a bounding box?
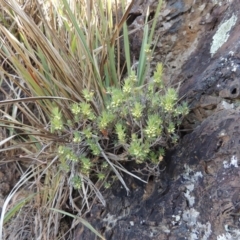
[73,0,240,239]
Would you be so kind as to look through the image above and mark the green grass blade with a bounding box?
[108,44,119,87]
[137,22,148,86]
[61,0,95,70]
[148,0,163,44]
[4,193,36,224]
[50,208,106,240]
[123,22,131,75]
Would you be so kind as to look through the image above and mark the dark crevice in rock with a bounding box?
[127,12,142,25]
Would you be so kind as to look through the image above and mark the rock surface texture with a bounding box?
[74,0,240,239]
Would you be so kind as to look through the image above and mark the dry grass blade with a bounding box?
[96,141,130,194]
[110,0,134,46]
[0,134,17,146]
[0,96,71,105]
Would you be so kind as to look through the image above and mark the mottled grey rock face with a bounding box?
[74,1,240,239]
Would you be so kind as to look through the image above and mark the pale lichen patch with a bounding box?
[210,14,237,56]
[223,155,238,168]
[184,189,195,207]
[217,229,240,240]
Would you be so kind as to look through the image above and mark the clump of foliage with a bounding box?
[53,64,188,190]
[0,0,188,239]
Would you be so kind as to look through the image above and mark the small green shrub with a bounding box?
[52,63,189,188]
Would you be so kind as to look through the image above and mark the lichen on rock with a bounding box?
[210,14,237,56]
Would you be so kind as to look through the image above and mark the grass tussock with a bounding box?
[0,0,188,239]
